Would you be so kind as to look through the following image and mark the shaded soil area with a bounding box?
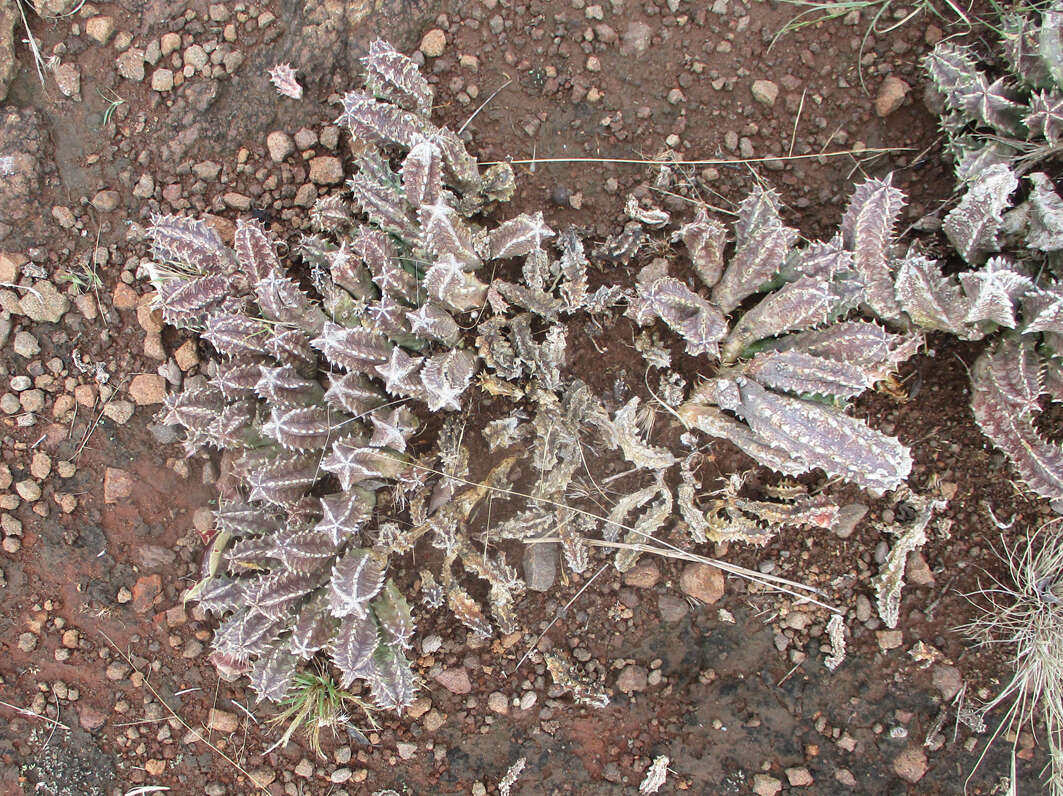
[0,0,1054,794]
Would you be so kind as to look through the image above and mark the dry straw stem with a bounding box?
[99,631,270,794]
[0,697,70,730]
[962,519,1063,795]
[481,146,912,168]
[14,0,52,87]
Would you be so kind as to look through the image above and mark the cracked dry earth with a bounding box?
[0,0,1057,794]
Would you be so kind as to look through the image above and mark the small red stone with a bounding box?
[131,574,162,614]
[103,467,134,504]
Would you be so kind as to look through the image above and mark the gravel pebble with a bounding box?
[54,63,81,98]
[116,48,146,81]
[875,76,910,117]
[932,664,963,701]
[420,29,446,58]
[832,503,868,538]
[266,131,294,162]
[13,330,39,357]
[103,467,134,503]
[487,691,509,714]
[151,68,174,92]
[785,767,813,787]
[423,709,445,731]
[892,745,928,783]
[679,562,725,605]
[128,373,166,405]
[308,156,344,185]
[102,399,135,425]
[15,479,41,502]
[616,664,648,693]
[522,542,557,592]
[131,574,162,613]
[434,668,472,694]
[20,281,69,323]
[622,561,660,588]
[92,189,120,213]
[752,774,782,796]
[621,21,652,56]
[184,44,208,70]
[876,629,903,650]
[206,708,239,733]
[85,16,115,44]
[658,594,688,622]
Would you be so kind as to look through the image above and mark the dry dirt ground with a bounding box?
[0,0,1057,794]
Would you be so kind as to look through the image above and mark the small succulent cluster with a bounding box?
[636,176,925,494]
[920,6,1063,501]
[926,10,1063,190]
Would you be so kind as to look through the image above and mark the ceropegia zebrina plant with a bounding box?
[900,6,1063,501]
[632,176,925,495]
[145,39,675,715]
[142,37,971,733]
[926,7,1063,193]
[894,244,1063,500]
[146,39,538,713]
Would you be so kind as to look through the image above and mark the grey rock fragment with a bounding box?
[522,542,558,592]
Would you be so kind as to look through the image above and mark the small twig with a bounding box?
[643,365,688,430]
[14,0,48,87]
[776,661,802,686]
[41,690,62,750]
[231,699,260,726]
[526,536,839,611]
[648,185,737,217]
[74,376,129,461]
[0,281,43,300]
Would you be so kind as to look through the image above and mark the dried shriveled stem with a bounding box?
[370,451,837,611]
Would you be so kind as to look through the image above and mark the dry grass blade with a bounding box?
[961,519,1063,795]
[527,537,840,612]
[0,697,71,730]
[14,0,49,87]
[264,667,378,757]
[482,146,911,168]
